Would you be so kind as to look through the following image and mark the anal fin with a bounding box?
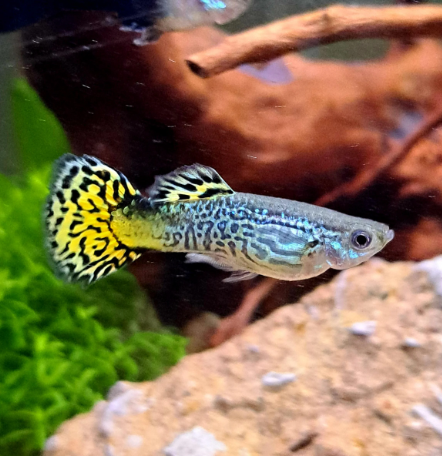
[185,253,258,283]
[223,271,258,283]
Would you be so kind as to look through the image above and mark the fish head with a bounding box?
[324,220,394,270]
[198,0,253,25]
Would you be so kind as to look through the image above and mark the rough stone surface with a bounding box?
[163,426,227,456]
[44,258,442,456]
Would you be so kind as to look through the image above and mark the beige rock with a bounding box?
[44,258,442,456]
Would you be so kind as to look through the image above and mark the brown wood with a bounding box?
[315,106,442,207]
[187,4,442,78]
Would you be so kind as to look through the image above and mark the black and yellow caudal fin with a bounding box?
[148,164,234,204]
[45,154,143,284]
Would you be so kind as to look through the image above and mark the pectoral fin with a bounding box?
[148,164,234,204]
[185,253,258,283]
[239,58,294,85]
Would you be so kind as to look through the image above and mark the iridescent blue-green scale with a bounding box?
[150,193,329,277]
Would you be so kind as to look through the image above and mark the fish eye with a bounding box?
[351,230,372,249]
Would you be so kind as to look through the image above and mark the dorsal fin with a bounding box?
[148,164,234,204]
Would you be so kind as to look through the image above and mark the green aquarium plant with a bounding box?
[0,79,187,455]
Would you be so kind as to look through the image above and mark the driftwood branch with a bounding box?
[209,278,277,347]
[187,4,442,78]
[315,107,442,207]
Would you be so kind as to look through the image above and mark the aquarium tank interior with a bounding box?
[1,0,442,455]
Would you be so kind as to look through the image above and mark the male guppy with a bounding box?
[0,0,251,38]
[45,154,394,284]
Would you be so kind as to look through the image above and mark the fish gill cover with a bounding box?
[0,79,187,455]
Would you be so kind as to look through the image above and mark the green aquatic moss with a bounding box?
[0,79,187,455]
[0,167,187,456]
[11,77,71,171]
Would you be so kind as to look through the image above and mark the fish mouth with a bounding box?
[386,229,395,243]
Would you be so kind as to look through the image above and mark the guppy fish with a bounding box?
[0,0,252,42]
[121,0,253,45]
[45,154,394,284]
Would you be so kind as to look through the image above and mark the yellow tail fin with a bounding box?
[45,154,142,284]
